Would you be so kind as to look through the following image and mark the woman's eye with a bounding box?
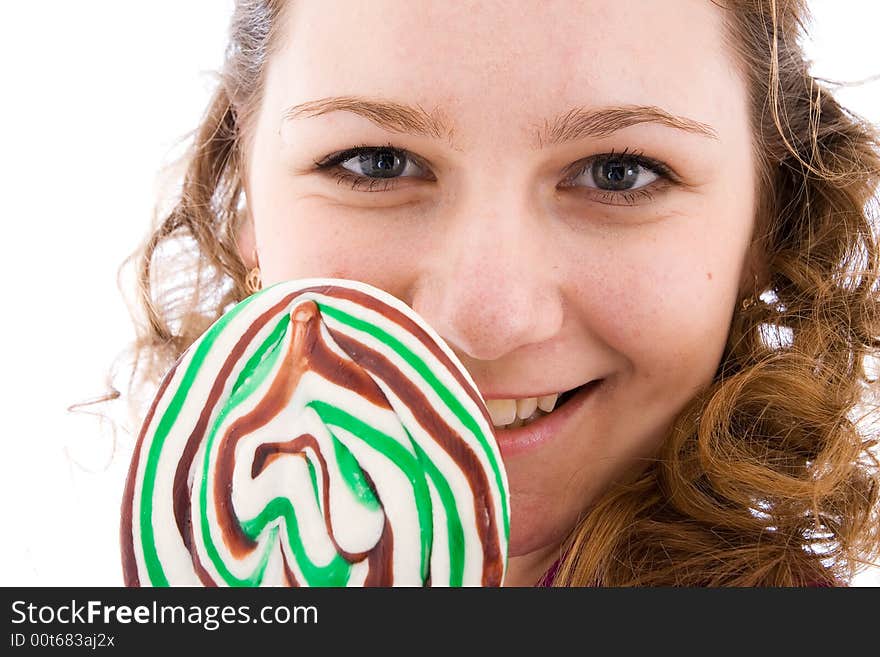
[340,147,424,179]
[559,151,675,205]
[313,143,428,193]
[571,154,660,192]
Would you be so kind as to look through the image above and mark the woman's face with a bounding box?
[241,0,757,579]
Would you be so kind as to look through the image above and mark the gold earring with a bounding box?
[740,274,761,310]
[244,266,262,295]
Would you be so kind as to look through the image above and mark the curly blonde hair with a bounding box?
[106,0,880,586]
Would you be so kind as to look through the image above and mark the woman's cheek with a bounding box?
[259,203,427,290]
[573,235,730,367]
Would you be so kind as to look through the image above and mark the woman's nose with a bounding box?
[409,206,564,362]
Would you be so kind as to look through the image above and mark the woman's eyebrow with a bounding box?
[280,95,719,149]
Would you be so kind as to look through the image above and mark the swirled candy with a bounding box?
[121,278,509,586]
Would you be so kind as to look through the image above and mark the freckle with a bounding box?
[707,272,713,280]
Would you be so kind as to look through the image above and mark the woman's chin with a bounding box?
[503,509,573,585]
[506,496,572,557]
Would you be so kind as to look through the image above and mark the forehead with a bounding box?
[267,0,743,144]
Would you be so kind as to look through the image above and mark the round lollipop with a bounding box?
[121,278,509,586]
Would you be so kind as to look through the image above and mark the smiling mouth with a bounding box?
[489,378,603,457]
[492,379,602,431]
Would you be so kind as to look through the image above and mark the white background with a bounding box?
[1,1,878,586]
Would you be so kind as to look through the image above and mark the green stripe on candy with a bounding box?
[332,435,380,511]
[316,302,510,541]
[305,458,320,513]
[139,291,260,586]
[411,436,465,586]
[230,313,290,399]
[307,400,434,583]
[239,497,350,586]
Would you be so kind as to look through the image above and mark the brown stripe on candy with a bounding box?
[214,302,318,558]
[363,516,395,587]
[280,549,300,587]
[297,285,495,431]
[329,330,504,586]
[360,469,394,586]
[306,318,392,412]
[252,433,373,563]
[121,358,182,587]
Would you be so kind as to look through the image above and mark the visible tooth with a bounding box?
[537,393,559,413]
[486,399,517,426]
[516,396,538,420]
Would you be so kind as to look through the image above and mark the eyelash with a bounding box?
[312,141,676,206]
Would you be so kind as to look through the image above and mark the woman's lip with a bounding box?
[492,379,602,457]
